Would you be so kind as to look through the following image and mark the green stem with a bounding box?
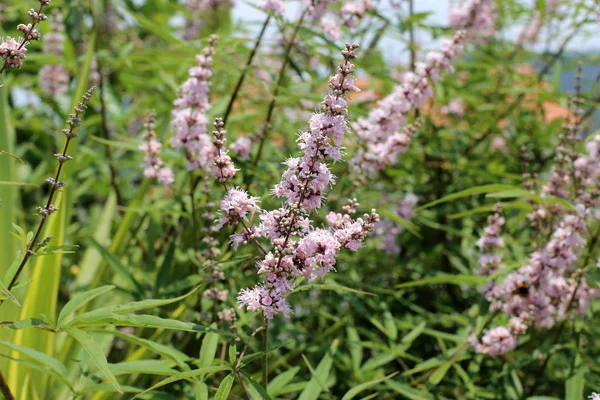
[262,315,269,387]
[251,10,307,170]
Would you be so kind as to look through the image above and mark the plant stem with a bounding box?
[262,315,269,387]
[251,10,307,169]
[98,71,124,208]
[190,173,198,246]
[223,15,271,126]
[0,89,94,306]
[0,370,14,400]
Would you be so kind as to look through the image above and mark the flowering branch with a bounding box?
[1,87,95,304]
[0,0,51,83]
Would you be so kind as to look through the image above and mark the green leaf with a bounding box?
[0,340,70,388]
[402,321,427,346]
[57,285,115,327]
[378,210,421,238]
[0,181,37,187]
[268,366,300,396]
[346,327,362,373]
[214,373,236,400]
[385,380,433,400]
[67,312,233,337]
[342,372,398,400]
[86,328,191,367]
[565,353,586,400]
[88,237,145,297]
[428,361,452,385]
[416,184,518,211]
[241,371,274,400]
[109,360,177,376]
[71,285,199,321]
[291,281,374,296]
[132,366,232,399]
[0,279,20,308]
[65,327,122,394]
[395,274,484,289]
[3,318,46,330]
[198,328,220,369]
[298,339,339,400]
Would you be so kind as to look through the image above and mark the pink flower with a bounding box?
[473,326,516,356]
[0,37,27,69]
[441,98,464,117]
[140,113,173,187]
[259,0,285,15]
[236,45,378,319]
[351,32,465,175]
[320,17,340,40]
[216,188,261,229]
[449,0,497,42]
[170,36,217,172]
[230,137,252,160]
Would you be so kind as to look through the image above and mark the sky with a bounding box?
[231,0,599,64]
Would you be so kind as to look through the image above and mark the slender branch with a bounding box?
[0,2,48,77]
[236,372,252,400]
[97,71,124,207]
[222,15,272,126]
[251,10,308,168]
[0,88,95,305]
[0,370,14,400]
[262,315,269,386]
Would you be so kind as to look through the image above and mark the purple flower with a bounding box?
[139,112,174,186]
[237,45,378,319]
[259,0,285,15]
[472,326,517,356]
[216,188,261,229]
[351,31,465,175]
[230,137,252,160]
[170,36,217,171]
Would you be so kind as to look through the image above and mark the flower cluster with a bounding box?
[476,205,505,278]
[170,35,217,171]
[38,9,68,97]
[340,1,372,28]
[474,174,599,356]
[211,118,238,182]
[260,0,285,15]
[374,193,418,256]
[470,326,516,356]
[440,97,464,117]
[351,31,465,175]
[0,0,50,75]
[139,112,174,186]
[183,0,235,40]
[448,0,497,42]
[518,11,542,44]
[230,137,252,160]
[227,44,378,318]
